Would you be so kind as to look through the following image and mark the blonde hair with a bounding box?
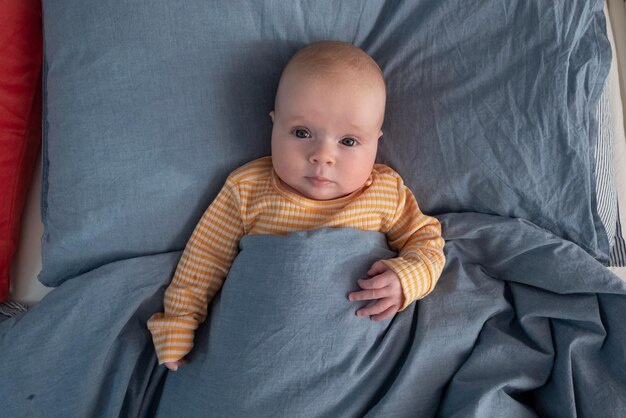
[277,41,386,94]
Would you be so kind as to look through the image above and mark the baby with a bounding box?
[148,41,446,371]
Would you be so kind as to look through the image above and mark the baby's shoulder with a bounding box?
[372,163,401,178]
[371,163,405,190]
[227,156,273,185]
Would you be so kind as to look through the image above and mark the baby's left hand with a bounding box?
[348,260,405,321]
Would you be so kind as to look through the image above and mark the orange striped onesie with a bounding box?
[147,156,445,364]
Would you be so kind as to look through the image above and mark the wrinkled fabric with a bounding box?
[152,223,626,417]
[2,221,625,416]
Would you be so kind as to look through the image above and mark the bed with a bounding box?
[2,1,626,417]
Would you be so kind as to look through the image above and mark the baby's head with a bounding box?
[270,41,386,200]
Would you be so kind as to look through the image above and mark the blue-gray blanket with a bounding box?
[1,213,625,417]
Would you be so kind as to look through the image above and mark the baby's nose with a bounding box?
[309,142,335,165]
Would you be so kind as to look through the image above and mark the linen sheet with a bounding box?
[2,217,625,417]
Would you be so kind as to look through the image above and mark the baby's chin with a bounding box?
[279,176,362,201]
[297,185,356,201]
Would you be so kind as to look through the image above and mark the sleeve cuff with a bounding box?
[380,256,433,311]
[147,313,196,364]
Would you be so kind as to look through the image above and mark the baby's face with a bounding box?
[270,71,385,201]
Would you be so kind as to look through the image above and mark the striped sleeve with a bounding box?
[147,178,245,364]
[381,179,445,310]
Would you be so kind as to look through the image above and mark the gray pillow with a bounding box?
[40,0,611,286]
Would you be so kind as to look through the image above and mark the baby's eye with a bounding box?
[340,137,357,147]
[292,129,312,139]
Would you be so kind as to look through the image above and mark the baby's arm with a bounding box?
[147,179,244,367]
[349,178,445,320]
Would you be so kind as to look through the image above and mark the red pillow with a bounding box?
[0,0,43,301]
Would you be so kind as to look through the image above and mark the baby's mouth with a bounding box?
[306,176,333,187]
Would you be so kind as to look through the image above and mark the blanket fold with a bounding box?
[1,214,625,418]
[0,252,178,418]
[155,217,626,417]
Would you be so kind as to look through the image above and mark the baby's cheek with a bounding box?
[343,166,373,192]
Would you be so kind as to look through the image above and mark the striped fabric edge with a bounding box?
[594,72,626,268]
[601,7,626,268]
[595,80,618,250]
[610,201,626,267]
[0,301,29,318]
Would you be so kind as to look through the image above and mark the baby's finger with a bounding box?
[357,273,394,290]
[367,260,389,276]
[164,358,188,371]
[370,305,399,322]
[348,286,391,302]
[356,298,394,317]
[165,362,179,371]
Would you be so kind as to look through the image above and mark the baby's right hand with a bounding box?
[164,358,188,371]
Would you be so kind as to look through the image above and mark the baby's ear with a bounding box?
[378,130,383,139]
[269,111,275,123]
